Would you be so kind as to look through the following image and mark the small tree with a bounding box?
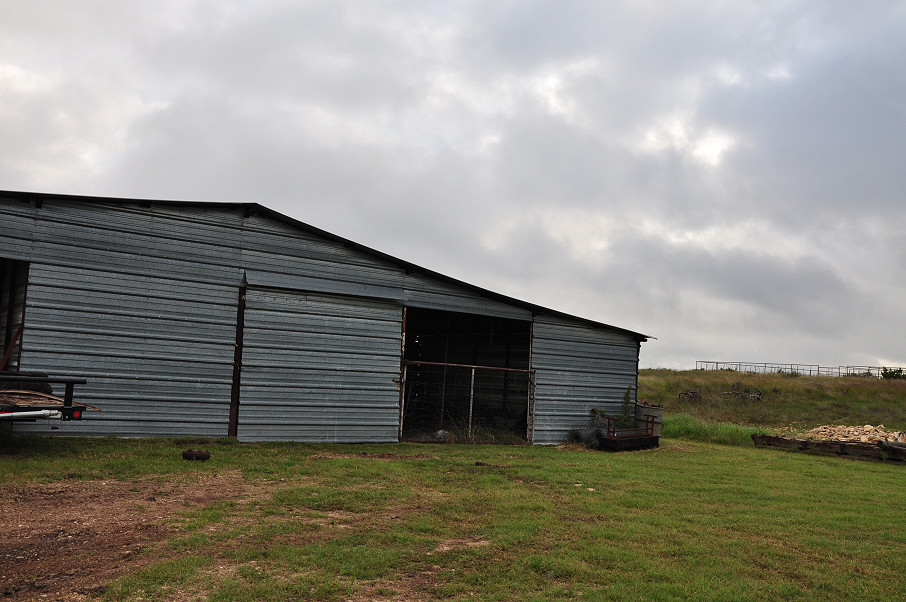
[618,386,635,428]
[882,367,905,380]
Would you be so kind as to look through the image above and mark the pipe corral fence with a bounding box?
[401,360,535,442]
[696,361,905,378]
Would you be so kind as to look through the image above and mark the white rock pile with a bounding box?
[807,424,906,444]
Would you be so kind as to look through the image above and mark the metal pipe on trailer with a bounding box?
[0,409,62,420]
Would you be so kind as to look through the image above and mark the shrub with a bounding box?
[881,367,905,380]
[618,386,635,428]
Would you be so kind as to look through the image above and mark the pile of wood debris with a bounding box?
[806,424,906,444]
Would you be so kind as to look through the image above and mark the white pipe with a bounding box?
[0,410,63,420]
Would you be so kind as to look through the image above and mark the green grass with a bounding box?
[662,413,766,445]
[3,434,905,600]
[4,371,904,598]
[640,368,906,431]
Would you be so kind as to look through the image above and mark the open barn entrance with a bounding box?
[401,307,532,443]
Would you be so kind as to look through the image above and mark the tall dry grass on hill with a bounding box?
[639,368,906,430]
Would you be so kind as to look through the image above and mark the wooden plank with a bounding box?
[752,434,900,462]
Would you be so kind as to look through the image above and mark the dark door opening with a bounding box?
[401,307,532,443]
[0,258,29,372]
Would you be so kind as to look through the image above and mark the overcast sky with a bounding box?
[2,1,904,369]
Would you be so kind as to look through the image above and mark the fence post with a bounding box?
[468,367,475,440]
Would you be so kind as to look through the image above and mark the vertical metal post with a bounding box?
[526,320,535,443]
[399,364,408,439]
[527,371,535,443]
[440,315,449,428]
[3,260,17,352]
[502,339,510,412]
[633,340,641,410]
[398,307,407,441]
[228,278,247,438]
[468,367,475,440]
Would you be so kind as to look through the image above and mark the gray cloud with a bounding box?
[1,0,904,368]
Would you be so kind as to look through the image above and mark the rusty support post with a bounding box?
[0,324,22,372]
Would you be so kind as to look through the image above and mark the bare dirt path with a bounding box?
[1,471,261,601]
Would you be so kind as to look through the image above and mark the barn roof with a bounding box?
[1,189,651,342]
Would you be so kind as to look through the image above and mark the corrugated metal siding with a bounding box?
[16,263,237,436]
[0,198,36,260]
[238,288,402,442]
[531,315,640,445]
[242,215,405,280]
[10,200,244,436]
[241,214,528,320]
[26,202,243,286]
[404,273,533,320]
[241,215,404,296]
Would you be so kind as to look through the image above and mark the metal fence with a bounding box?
[401,361,534,441]
[695,361,904,378]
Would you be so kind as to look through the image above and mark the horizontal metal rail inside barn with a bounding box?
[0,190,650,444]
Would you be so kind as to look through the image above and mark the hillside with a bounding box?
[638,368,906,431]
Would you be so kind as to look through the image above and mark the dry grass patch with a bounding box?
[433,537,491,553]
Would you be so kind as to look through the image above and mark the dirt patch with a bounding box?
[432,537,490,553]
[344,570,441,602]
[0,471,266,601]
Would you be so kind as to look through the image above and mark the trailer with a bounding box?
[0,372,90,424]
[567,412,660,451]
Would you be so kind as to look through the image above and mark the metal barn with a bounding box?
[0,191,649,444]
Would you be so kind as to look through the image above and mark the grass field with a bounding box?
[3,431,905,601]
[3,370,905,600]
